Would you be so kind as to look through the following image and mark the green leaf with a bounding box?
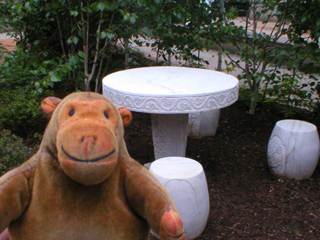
[62,64,72,72]
[78,51,86,59]
[49,72,61,82]
[97,2,105,11]
[101,31,107,39]
[43,60,57,66]
[72,36,79,45]
[106,33,114,39]
[123,13,130,21]
[70,11,78,17]
[67,36,79,45]
[70,55,80,65]
[130,17,136,24]
[25,2,32,12]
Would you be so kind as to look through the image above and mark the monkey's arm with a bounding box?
[0,166,32,233]
[124,160,185,240]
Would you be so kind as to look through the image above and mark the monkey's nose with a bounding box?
[81,136,98,157]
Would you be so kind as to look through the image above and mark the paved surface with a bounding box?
[0,34,16,63]
[131,17,309,77]
[132,18,314,82]
[131,40,240,74]
[0,33,12,39]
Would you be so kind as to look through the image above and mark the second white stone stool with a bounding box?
[149,157,210,240]
[267,119,320,180]
[188,109,220,138]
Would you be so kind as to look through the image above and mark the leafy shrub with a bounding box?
[0,129,35,175]
[0,87,51,137]
[0,45,55,137]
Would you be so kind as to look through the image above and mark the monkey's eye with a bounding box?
[69,109,75,116]
[104,111,109,119]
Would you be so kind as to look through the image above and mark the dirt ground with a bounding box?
[125,102,320,240]
[2,37,320,240]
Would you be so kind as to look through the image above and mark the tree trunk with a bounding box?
[249,97,257,115]
[249,88,259,114]
[217,48,222,71]
[124,39,129,69]
[217,0,224,71]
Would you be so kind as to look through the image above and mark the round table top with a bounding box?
[103,66,239,113]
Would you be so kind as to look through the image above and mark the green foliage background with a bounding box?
[1,0,318,107]
[0,130,37,175]
[0,0,319,171]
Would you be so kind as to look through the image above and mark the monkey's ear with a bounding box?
[41,97,62,119]
[118,107,132,127]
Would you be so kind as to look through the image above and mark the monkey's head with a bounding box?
[41,92,132,185]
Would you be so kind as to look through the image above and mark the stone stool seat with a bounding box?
[267,119,320,180]
[149,157,210,240]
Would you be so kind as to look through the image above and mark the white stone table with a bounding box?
[103,66,239,159]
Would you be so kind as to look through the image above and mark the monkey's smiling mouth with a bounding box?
[61,145,115,163]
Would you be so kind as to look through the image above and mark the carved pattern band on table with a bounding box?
[103,85,239,113]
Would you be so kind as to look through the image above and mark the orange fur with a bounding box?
[0,92,185,240]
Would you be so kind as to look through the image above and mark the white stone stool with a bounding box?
[149,157,210,240]
[267,119,320,180]
[188,109,220,138]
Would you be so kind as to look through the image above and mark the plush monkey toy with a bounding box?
[0,92,185,240]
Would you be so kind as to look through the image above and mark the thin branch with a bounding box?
[95,55,105,92]
[99,53,113,92]
[244,3,251,87]
[79,1,89,82]
[98,11,116,55]
[55,10,66,56]
[213,1,243,51]
[252,0,258,76]
[86,10,103,91]
[67,0,82,32]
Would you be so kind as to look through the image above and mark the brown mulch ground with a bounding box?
[125,102,320,240]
